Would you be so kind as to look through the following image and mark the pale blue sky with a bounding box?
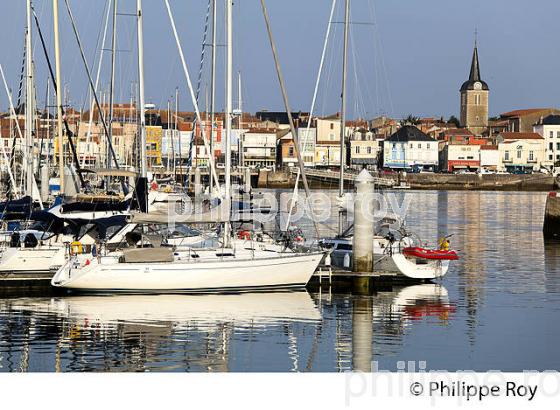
[1,0,559,120]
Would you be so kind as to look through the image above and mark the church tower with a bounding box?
[460,38,489,135]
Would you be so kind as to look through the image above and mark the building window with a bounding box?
[551,131,555,138]
[529,151,534,161]
[367,147,372,154]
[288,146,294,157]
[418,143,422,149]
[517,149,522,159]
[427,143,430,149]
[505,151,510,161]
[550,154,554,160]
[557,131,560,138]
[355,146,360,154]
[410,143,413,148]
[557,143,560,150]
[330,123,334,130]
[550,142,554,150]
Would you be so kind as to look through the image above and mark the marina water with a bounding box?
[0,190,559,372]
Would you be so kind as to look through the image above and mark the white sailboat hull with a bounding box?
[51,252,324,292]
[326,237,452,280]
[0,246,66,275]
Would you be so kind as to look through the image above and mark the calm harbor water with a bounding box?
[1,190,559,372]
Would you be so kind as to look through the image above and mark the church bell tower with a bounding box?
[460,36,489,135]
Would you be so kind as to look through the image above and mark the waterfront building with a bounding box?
[496,132,545,173]
[480,145,499,171]
[440,143,482,172]
[240,128,276,168]
[533,114,560,167]
[349,129,379,168]
[276,127,316,168]
[383,125,438,171]
[460,41,489,136]
[315,116,341,167]
[146,125,163,168]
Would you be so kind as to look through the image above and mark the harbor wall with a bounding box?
[402,173,556,191]
[261,170,557,191]
[544,192,560,238]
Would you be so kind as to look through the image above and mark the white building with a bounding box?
[162,129,192,165]
[298,127,316,167]
[533,114,560,168]
[496,132,545,172]
[240,129,277,168]
[383,126,438,170]
[479,145,499,170]
[441,144,481,172]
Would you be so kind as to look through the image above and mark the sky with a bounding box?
[0,0,559,120]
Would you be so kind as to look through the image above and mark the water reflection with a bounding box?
[0,284,454,372]
[1,191,560,372]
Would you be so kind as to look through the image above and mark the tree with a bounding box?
[448,115,460,128]
[402,115,420,126]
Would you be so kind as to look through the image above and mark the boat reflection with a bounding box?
[0,284,454,372]
[327,283,455,372]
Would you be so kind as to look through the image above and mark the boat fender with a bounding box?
[238,230,252,240]
[343,252,350,268]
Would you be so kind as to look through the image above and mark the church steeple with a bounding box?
[460,34,489,92]
[469,43,481,83]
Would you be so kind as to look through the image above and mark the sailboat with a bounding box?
[51,0,325,293]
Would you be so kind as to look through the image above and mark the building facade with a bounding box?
[240,129,276,168]
[533,114,560,167]
[383,126,438,170]
[497,132,545,172]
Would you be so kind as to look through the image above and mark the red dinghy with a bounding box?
[403,247,459,261]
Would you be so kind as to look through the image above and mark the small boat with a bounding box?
[402,247,459,261]
[319,216,458,280]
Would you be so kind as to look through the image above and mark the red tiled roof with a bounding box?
[500,109,554,118]
[480,145,498,150]
[443,128,474,136]
[500,132,543,140]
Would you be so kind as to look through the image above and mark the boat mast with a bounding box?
[339,0,349,198]
[174,87,179,183]
[237,70,242,166]
[224,0,233,244]
[137,0,147,180]
[209,0,217,193]
[25,0,35,196]
[108,0,118,171]
[53,0,65,195]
